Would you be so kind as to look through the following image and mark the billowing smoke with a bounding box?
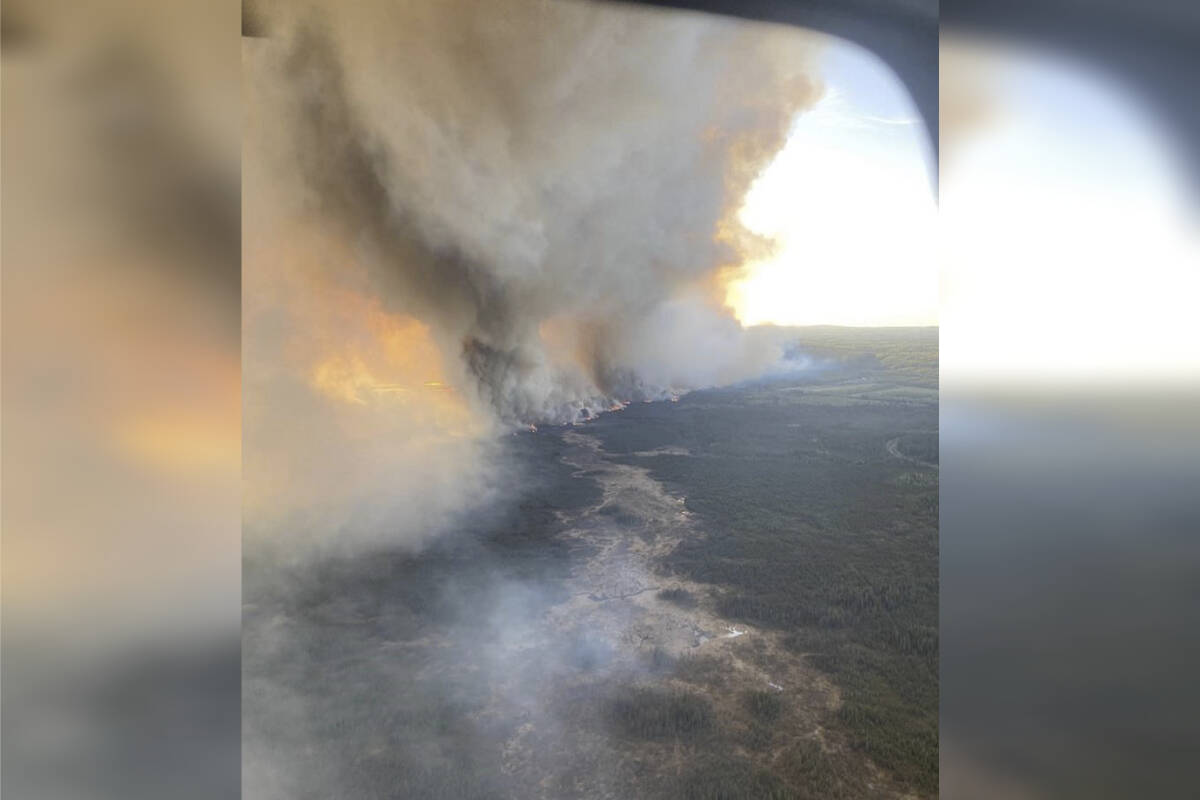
[243,0,822,549]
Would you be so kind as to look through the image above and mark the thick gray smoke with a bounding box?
[248,0,822,426]
[242,0,823,554]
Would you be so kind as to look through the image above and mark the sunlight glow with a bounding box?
[726,48,937,327]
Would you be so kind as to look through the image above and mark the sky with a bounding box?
[726,40,939,327]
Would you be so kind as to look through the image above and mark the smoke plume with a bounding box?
[243,0,823,548]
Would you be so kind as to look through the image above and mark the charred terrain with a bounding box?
[243,327,938,799]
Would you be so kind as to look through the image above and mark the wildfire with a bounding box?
[255,235,486,439]
[307,314,481,437]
